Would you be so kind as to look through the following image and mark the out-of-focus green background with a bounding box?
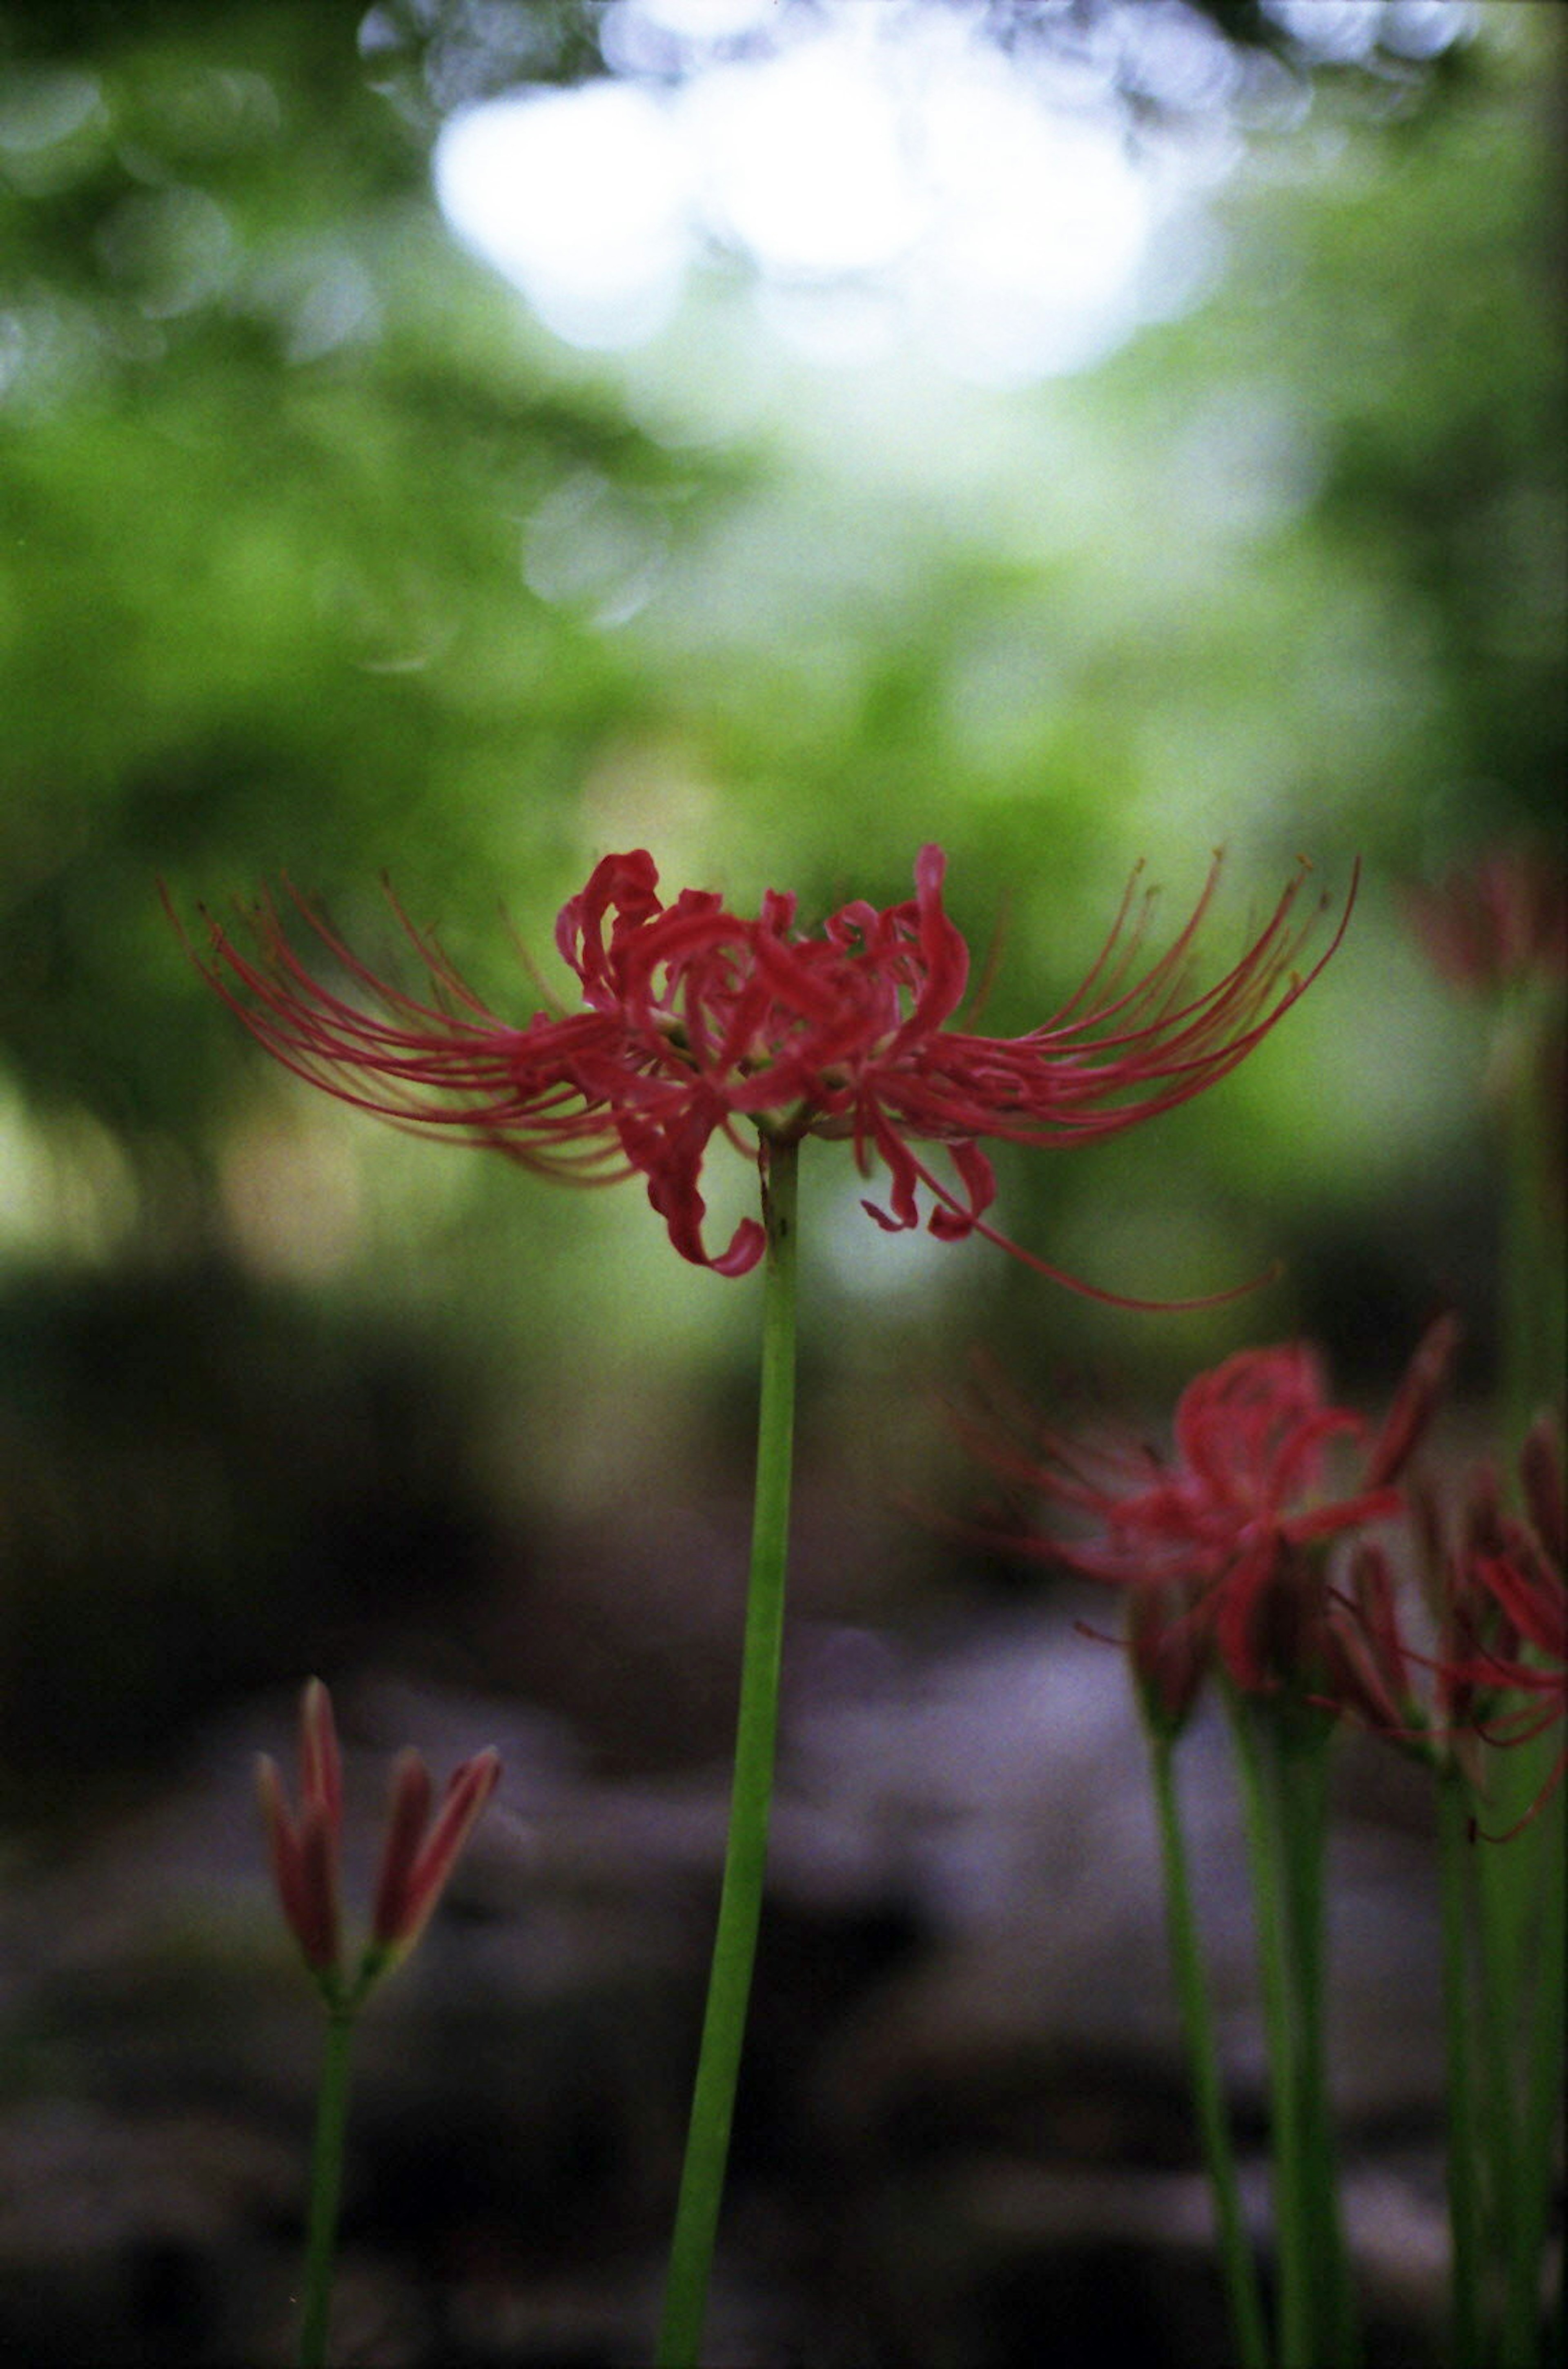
[0,2,1561,2360]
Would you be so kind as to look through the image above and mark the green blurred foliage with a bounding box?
[0,0,1561,1771]
[0,0,755,1138]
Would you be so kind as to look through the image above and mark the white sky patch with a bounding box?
[907,49,1156,381]
[432,2,1191,385]
[682,40,922,279]
[434,78,696,350]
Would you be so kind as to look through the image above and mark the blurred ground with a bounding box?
[0,1565,1452,2367]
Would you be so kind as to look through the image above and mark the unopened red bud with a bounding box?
[1365,1313,1461,1490]
[370,1746,501,1961]
[256,1680,345,1980]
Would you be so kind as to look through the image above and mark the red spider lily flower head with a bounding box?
[1440,1417,1566,1837]
[176,844,1354,1299]
[257,1679,500,2004]
[959,1317,1457,1708]
[1404,843,1568,997]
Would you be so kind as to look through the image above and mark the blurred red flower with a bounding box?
[182,844,1351,1290]
[1404,843,1567,996]
[1441,1417,1566,1833]
[961,1317,1457,1703]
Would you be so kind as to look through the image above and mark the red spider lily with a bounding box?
[177,844,1353,1297]
[257,1679,500,2001]
[1443,1418,1566,1835]
[960,1317,1457,1700]
[1404,843,1567,995]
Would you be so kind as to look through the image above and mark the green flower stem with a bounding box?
[1225,1692,1308,2369]
[1474,1762,1528,2339]
[657,1134,800,2369]
[1223,1692,1358,2369]
[1500,1776,1566,2369]
[1273,1715,1356,2369]
[1437,1768,1485,2369]
[299,2000,357,2369]
[1493,970,1564,2369]
[1449,1733,1566,2369]
[1149,1731,1272,2369]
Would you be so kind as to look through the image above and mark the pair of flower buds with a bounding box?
[258,1679,500,2006]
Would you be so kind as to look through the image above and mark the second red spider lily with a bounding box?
[1403,841,1568,996]
[962,1316,1459,1705]
[1438,1418,1567,1833]
[960,1323,1461,2369]
[258,1678,501,2008]
[180,843,1354,1298]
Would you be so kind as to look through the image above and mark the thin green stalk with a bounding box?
[1225,1692,1312,2369]
[1149,1731,1272,2369]
[299,2002,357,2369]
[1474,1763,1527,2334]
[1274,1716,1357,2369]
[657,1136,800,2369]
[1438,1768,1485,2369]
[1455,1729,1567,2369]
[1500,1778,1566,2369]
[1493,971,1564,2369]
